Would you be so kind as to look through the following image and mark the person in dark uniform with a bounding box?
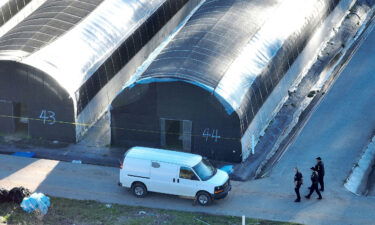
[294,167,303,202]
[305,167,322,200]
[315,157,325,191]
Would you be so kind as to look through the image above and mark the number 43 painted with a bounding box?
[39,110,56,125]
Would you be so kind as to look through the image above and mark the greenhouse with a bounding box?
[111,0,340,162]
[0,0,199,142]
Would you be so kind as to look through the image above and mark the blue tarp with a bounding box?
[12,152,35,158]
[221,165,234,174]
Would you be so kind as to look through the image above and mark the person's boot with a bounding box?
[317,196,322,200]
[305,195,310,199]
[294,199,301,202]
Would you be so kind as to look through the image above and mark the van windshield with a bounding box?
[193,159,216,181]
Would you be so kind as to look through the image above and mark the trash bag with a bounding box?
[21,193,51,215]
[8,187,31,204]
[21,196,38,213]
[0,188,9,203]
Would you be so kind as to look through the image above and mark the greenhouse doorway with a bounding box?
[14,103,29,136]
[160,118,192,152]
[0,101,28,136]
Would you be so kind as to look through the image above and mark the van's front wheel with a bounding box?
[196,191,212,206]
[131,182,147,198]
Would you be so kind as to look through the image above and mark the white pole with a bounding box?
[242,215,246,225]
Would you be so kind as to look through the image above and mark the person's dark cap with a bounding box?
[316,157,322,160]
[310,167,316,170]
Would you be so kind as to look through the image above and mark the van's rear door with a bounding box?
[121,158,151,187]
[149,161,179,195]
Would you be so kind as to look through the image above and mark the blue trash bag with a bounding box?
[220,165,234,174]
[21,193,51,215]
[20,197,38,213]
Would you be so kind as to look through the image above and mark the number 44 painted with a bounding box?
[202,128,221,142]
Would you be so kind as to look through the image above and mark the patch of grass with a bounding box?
[0,197,299,225]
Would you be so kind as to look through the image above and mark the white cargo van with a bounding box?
[118,147,231,206]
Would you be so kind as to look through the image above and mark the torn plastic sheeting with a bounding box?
[21,193,51,215]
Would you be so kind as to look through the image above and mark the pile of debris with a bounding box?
[0,187,51,217]
[0,187,31,204]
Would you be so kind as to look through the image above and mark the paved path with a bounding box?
[1,16,375,225]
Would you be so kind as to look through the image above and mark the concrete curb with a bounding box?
[345,136,375,195]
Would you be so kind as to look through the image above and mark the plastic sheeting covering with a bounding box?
[215,0,337,114]
[0,0,167,96]
[74,0,192,113]
[138,0,278,91]
[21,193,51,215]
[0,0,101,53]
[0,0,195,143]
[0,0,32,27]
[131,0,339,128]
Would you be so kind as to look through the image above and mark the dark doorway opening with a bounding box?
[14,103,29,136]
[161,118,192,152]
[165,120,183,150]
[0,100,16,134]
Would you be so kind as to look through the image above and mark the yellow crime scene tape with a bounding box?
[0,114,240,141]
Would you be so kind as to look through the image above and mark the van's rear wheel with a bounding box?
[131,183,147,198]
[196,191,212,206]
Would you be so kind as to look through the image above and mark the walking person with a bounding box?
[315,157,325,191]
[294,167,303,202]
[305,167,322,200]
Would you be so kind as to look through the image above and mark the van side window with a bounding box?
[179,167,199,181]
[151,162,160,168]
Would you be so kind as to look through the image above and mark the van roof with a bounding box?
[125,147,202,167]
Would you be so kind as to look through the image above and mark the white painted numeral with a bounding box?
[39,110,56,125]
[211,129,221,142]
[202,128,221,142]
[202,128,210,142]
